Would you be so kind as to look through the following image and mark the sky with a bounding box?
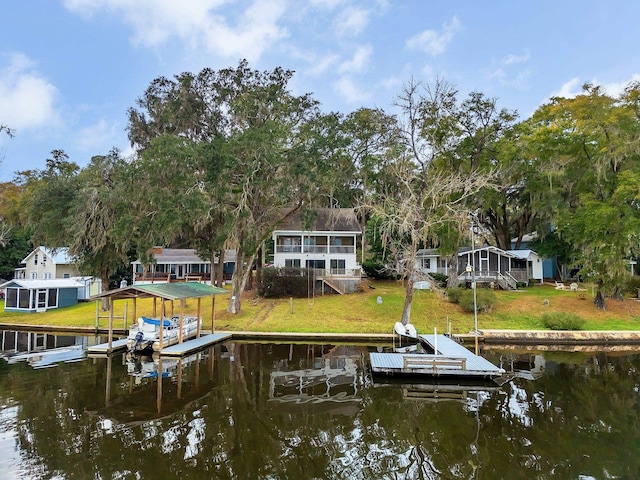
[1,0,640,181]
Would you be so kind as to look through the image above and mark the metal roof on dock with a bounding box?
[90,281,228,301]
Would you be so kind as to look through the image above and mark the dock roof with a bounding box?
[90,282,228,301]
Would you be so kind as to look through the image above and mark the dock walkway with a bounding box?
[370,334,504,378]
[87,333,232,356]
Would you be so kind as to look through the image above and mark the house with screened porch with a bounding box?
[271,208,362,294]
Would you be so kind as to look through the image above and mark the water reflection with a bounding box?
[1,331,640,479]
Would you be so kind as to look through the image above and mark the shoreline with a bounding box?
[3,323,640,346]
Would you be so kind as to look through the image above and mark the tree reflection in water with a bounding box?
[0,338,640,479]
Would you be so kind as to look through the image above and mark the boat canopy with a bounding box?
[141,317,172,327]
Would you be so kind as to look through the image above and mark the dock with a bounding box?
[160,333,232,357]
[369,334,504,378]
[87,333,232,356]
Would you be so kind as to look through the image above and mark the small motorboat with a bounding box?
[126,315,201,353]
[393,321,418,346]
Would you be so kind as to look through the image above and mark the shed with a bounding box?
[1,279,85,312]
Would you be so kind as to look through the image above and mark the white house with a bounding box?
[132,247,236,285]
[416,245,544,290]
[14,246,79,280]
[271,208,362,293]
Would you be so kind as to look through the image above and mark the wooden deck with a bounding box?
[87,333,232,357]
[87,338,129,355]
[369,334,504,378]
[160,333,232,357]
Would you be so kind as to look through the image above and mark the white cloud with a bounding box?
[599,74,640,97]
[75,118,121,152]
[0,53,59,131]
[405,16,461,56]
[551,77,582,99]
[338,45,373,74]
[307,53,340,76]
[307,0,346,10]
[502,52,530,65]
[333,76,372,104]
[335,6,370,37]
[63,0,288,62]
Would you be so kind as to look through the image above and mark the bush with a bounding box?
[259,267,313,298]
[446,287,466,304]
[362,261,395,280]
[430,272,448,288]
[623,276,640,296]
[458,289,497,313]
[541,312,586,330]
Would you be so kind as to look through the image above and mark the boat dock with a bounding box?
[87,333,231,356]
[369,334,504,378]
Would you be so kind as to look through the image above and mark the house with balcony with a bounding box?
[272,208,362,294]
[131,247,236,285]
[14,246,79,280]
[416,245,543,290]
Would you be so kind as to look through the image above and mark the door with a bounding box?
[37,289,47,310]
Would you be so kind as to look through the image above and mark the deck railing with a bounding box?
[274,245,356,254]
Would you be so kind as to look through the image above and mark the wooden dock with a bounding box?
[369,334,504,378]
[87,333,231,357]
[160,333,232,357]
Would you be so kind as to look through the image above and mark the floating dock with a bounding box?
[87,333,231,356]
[369,334,504,378]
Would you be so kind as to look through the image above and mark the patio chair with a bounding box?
[554,281,565,290]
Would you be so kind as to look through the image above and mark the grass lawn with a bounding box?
[1,280,639,333]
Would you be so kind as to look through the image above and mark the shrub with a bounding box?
[430,272,448,288]
[362,261,395,280]
[458,289,497,313]
[623,276,640,296]
[541,312,586,330]
[446,287,466,304]
[259,267,313,298]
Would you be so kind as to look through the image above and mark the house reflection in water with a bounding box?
[268,345,365,415]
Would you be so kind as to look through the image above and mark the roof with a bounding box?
[1,279,85,289]
[417,246,521,259]
[507,249,540,260]
[21,246,74,265]
[274,208,361,233]
[132,248,237,265]
[90,282,228,301]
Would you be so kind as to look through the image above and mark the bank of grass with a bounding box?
[1,281,640,333]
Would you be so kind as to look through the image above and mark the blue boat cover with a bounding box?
[141,316,172,327]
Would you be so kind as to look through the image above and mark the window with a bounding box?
[285,259,301,268]
[5,288,17,308]
[30,271,37,279]
[44,272,52,279]
[34,254,38,265]
[421,258,431,269]
[330,259,345,274]
[63,273,70,278]
[47,289,58,307]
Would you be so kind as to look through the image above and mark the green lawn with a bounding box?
[1,281,639,333]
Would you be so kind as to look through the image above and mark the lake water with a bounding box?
[1,331,639,479]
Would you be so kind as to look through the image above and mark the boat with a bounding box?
[126,315,201,353]
[393,321,419,346]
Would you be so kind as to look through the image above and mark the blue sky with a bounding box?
[1,0,639,181]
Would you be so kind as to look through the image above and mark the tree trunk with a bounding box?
[446,255,460,288]
[101,270,110,311]
[227,248,257,314]
[400,241,417,325]
[594,280,606,310]
[214,249,225,287]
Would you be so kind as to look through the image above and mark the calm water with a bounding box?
[1,331,640,480]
